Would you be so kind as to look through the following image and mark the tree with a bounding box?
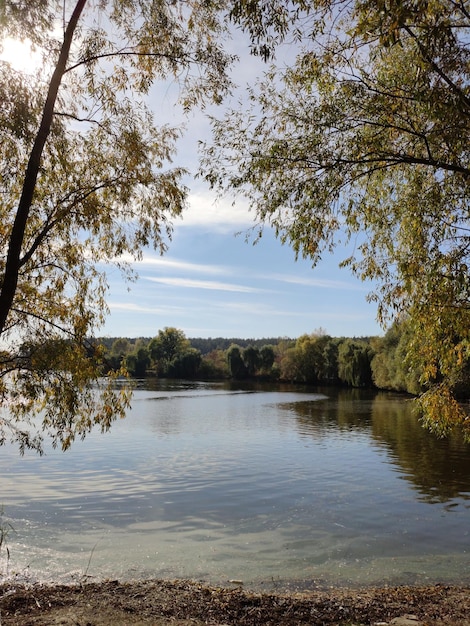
[149,327,191,376]
[199,349,230,379]
[203,0,470,439]
[294,334,324,383]
[167,348,202,379]
[105,337,132,371]
[322,339,339,383]
[226,344,248,379]
[111,338,131,359]
[0,1,234,452]
[278,345,298,382]
[371,320,422,395]
[242,345,261,376]
[287,332,336,384]
[337,340,373,388]
[124,346,151,378]
[259,344,275,373]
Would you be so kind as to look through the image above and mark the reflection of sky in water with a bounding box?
[1,382,469,589]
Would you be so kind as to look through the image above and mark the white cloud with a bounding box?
[121,253,232,276]
[175,189,254,231]
[143,276,264,293]
[213,300,305,317]
[109,302,185,314]
[264,273,369,291]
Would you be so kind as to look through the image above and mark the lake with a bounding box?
[1,380,469,591]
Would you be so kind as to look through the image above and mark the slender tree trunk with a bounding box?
[0,0,87,335]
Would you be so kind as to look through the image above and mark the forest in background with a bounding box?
[98,320,439,396]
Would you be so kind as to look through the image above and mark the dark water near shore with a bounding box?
[1,380,469,590]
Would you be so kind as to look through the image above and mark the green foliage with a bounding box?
[371,320,422,395]
[198,349,230,379]
[277,346,298,382]
[259,345,275,373]
[203,0,470,438]
[337,340,373,388]
[99,327,385,388]
[0,0,233,452]
[105,337,132,371]
[242,345,261,375]
[230,343,276,377]
[124,347,151,378]
[167,348,202,379]
[229,0,311,61]
[188,336,289,354]
[294,333,326,383]
[144,328,203,378]
[278,332,338,384]
[111,338,131,359]
[227,344,248,379]
[149,327,191,375]
[322,339,339,382]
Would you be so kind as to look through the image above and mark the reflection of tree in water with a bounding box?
[370,393,470,503]
[285,388,470,503]
[280,387,375,437]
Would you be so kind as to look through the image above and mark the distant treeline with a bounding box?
[98,321,443,395]
[98,335,294,356]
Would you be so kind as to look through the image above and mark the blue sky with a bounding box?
[103,194,384,340]
[101,41,385,341]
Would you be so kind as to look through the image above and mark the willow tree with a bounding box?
[0,0,234,453]
[203,0,470,439]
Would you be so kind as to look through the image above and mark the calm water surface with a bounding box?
[1,380,469,590]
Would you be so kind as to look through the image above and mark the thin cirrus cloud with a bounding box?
[143,276,264,293]
[213,300,306,317]
[129,257,367,294]
[265,272,369,291]
[128,254,231,276]
[109,302,186,314]
[122,254,364,292]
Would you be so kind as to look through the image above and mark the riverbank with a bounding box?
[0,579,469,625]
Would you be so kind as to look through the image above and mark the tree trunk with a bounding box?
[0,0,87,335]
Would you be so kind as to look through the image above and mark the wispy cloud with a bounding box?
[109,302,185,314]
[213,301,305,317]
[114,253,367,293]
[264,272,368,291]
[144,276,264,293]
[141,257,230,275]
[112,252,232,276]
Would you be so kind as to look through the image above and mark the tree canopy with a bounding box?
[0,0,234,453]
[202,0,470,439]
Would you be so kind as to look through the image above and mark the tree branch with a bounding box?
[64,48,185,74]
[403,24,470,113]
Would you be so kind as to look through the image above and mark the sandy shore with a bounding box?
[0,578,469,625]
